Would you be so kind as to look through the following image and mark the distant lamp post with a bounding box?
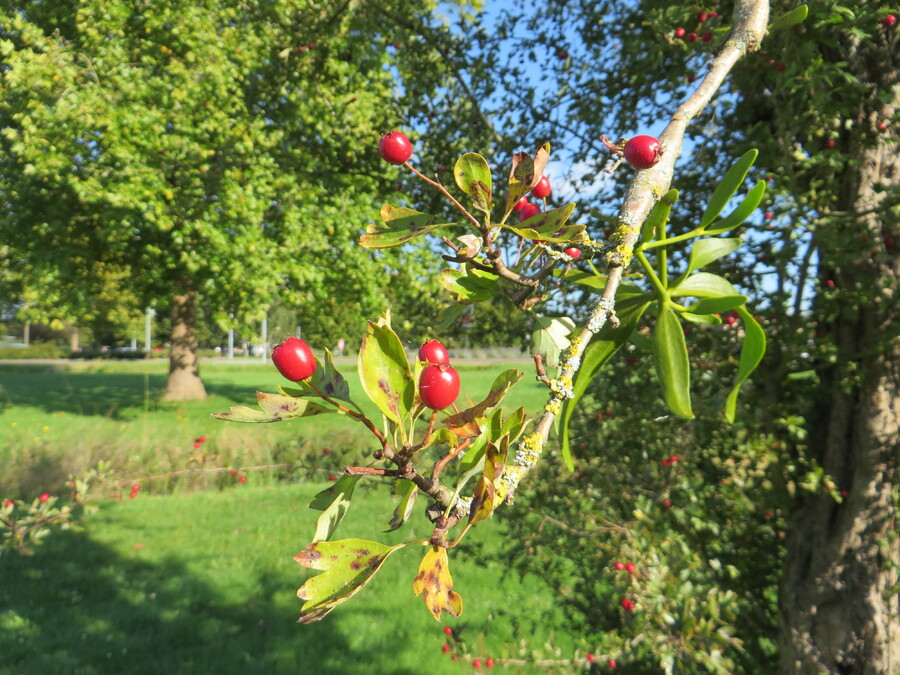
[144,307,156,352]
[261,317,268,361]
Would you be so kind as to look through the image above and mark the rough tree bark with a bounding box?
[160,286,207,402]
[778,43,899,673]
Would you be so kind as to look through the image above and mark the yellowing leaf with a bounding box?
[412,546,463,621]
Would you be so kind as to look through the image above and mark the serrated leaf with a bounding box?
[700,150,758,228]
[212,391,331,423]
[359,205,453,249]
[770,4,808,29]
[670,272,741,299]
[653,306,694,419]
[309,475,360,542]
[454,153,493,213]
[504,203,583,243]
[444,369,523,437]
[505,144,550,214]
[685,238,742,276]
[642,188,678,242]
[687,296,747,315]
[357,316,414,424]
[412,546,463,621]
[386,480,418,532]
[531,315,576,368]
[724,306,767,422]
[295,538,404,623]
[440,268,498,304]
[704,181,766,235]
[560,297,650,470]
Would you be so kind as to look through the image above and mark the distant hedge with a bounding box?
[0,343,67,359]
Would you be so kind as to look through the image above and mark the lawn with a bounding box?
[0,358,579,673]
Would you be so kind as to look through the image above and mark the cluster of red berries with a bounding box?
[418,340,460,410]
[620,598,636,611]
[673,10,718,43]
[129,484,140,499]
[441,626,495,668]
[230,469,248,484]
[192,434,208,449]
[661,454,679,467]
[723,309,740,326]
[613,560,637,574]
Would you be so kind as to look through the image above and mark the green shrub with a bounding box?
[0,343,67,359]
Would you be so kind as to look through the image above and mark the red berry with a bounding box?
[131,484,140,492]
[586,653,596,663]
[39,493,50,503]
[724,315,736,326]
[531,175,552,199]
[687,73,697,83]
[3,499,13,507]
[765,211,774,219]
[230,469,238,476]
[486,657,494,667]
[608,659,617,668]
[473,659,482,669]
[193,441,202,449]
[378,131,413,164]
[708,11,718,18]
[625,562,636,573]
[877,121,888,131]
[840,490,849,498]
[443,625,453,636]
[701,31,712,43]
[239,476,247,483]
[674,27,686,38]
[686,32,698,43]
[272,337,317,382]
[418,339,450,365]
[669,454,678,464]
[129,492,138,499]
[199,435,207,443]
[825,279,835,288]
[323,448,331,455]
[328,475,336,481]
[620,598,635,611]
[614,561,625,571]
[519,202,542,221]
[825,139,836,148]
[564,247,581,259]
[623,135,663,170]
[419,364,460,410]
[663,498,671,507]
[697,11,708,22]
[882,14,897,27]
[442,645,450,653]
[512,196,529,212]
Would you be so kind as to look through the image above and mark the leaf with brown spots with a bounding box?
[212,391,331,423]
[359,205,454,249]
[468,437,509,525]
[503,202,586,243]
[505,143,550,216]
[295,538,404,623]
[412,546,463,621]
[357,314,415,425]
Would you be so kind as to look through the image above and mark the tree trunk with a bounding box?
[66,325,79,352]
[160,288,207,401]
[779,89,900,672]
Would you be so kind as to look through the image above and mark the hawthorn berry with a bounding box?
[724,315,736,326]
[193,441,202,449]
[614,561,625,571]
[473,659,482,669]
[531,175,552,199]
[4,499,14,507]
[663,498,672,507]
[519,202,542,221]
[697,10,708,22]
[485,657,495,668]
[443,625,453,636]
[686,32,698,43]
[674,27,686,38]
[199,435,207,443]
[586,653,596,663]
[418,339,450,365]
[131,484,140,492]
[708,11,718,18]
[625,562,636,573]
[608,659,617,668]
[825,139,836,149]
[702,31,712,43]
[442,645,451,654]
[877,121,888,131]
[669,454,679,464]
[272,337,317,382]
[378,130,413,165]
[328,475,336,481]
[230,469,238,476]
[419,364,460,410]
[620,598,635,611]
[239,476,247,483]
[323,448,332,455]
[39,493,50,503]
[882,14,897,27]
[564,247,581,259]
[623,135,663,170]
[512,196,529,212]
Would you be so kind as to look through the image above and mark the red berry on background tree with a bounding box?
[39,493,50,503]
[530,175,552,199]
[378,130,413,164]
[882,14,896,27]
[419,365,460,410]
[512,196,529,212]
[564,247,581,259]
[271,337,317,382]
[418,339,450,365]
[519,202,542,221]
[674,27,686,39]
[623,135,663,170]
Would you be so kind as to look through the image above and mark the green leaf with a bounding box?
[704,181,766,235]
[386,480,418,533]
[687,296,747,315]
[653,306,694,419]
[295,538,404,623]
[212,391,331,423]
[309,475,360,542]
[641,188,678,242]
[684,238,742,276]
[287,349,354,407]
[699,150,758,228]
[724,306,767,422]
[357,314,415,424]
[412,546,463,621]
[504,144,550,215]
[439,267,498,304]
[359,205,453,249]
[670,272,741,299]
[560,297,651,470]
[531,316,576,368]
[504,203,584,243]
[770,4,808,29]
[681,312,722,325]
[454,153,493,213]
[444,369,523,437]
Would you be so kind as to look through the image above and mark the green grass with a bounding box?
[0,358,548,498]
[0,483,575,674]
